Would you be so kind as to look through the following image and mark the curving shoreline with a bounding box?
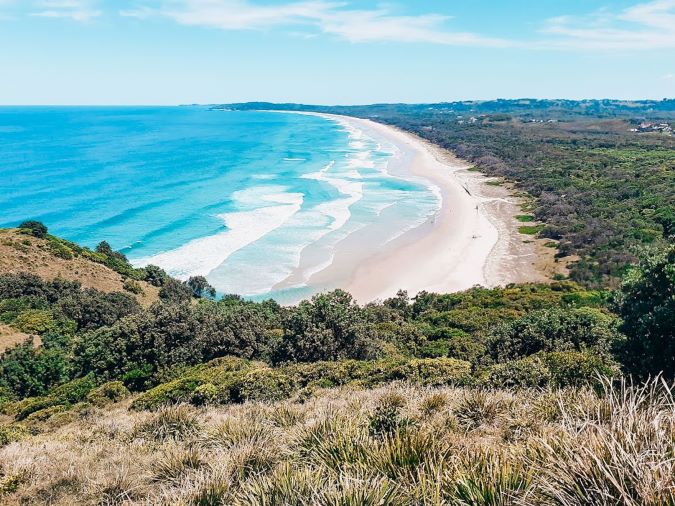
[283,112,547,302]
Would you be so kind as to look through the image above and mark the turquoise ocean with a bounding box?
[0,107,439,301]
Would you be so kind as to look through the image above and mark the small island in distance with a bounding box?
[0,97,673,504]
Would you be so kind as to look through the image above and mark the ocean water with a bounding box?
[0,107,439,301]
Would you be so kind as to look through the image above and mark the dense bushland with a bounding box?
[1,242,672,421]
[0,270,624,411]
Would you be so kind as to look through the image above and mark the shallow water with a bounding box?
[0,107,439,299]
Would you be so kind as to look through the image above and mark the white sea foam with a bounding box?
[302,161,364,232]
[133,186,303,279]
[138,114,441,299]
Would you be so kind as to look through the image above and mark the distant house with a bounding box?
[636,121,673,134]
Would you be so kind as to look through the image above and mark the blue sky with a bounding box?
[1,0,674,104]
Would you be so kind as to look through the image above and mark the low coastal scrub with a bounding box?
[0,378,673,504]
[130,357,473,411]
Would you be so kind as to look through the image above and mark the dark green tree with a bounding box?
[616,245,675,378]
[0,339,71,398]
[486,307,622,363]
[186,276,216,299]
[95,241,129,264]
[18,220,48,238]
[273,290,375,363]
[143,265,168,287]
[158,278,193,304]
[54,289,140,331]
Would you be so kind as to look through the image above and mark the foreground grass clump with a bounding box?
[0,378,673,505]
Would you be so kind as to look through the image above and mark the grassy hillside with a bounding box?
[1,379,673,505]
[0,228,159,307]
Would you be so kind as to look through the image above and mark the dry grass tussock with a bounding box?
[0,378,673,505]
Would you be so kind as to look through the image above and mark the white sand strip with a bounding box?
[265,111,547,303]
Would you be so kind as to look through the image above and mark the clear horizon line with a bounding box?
[1,96,673,108]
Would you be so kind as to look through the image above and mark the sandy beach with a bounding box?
[273,112,549,303]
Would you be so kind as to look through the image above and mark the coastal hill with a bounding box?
[0,222,672,503]
[0,228,159,309]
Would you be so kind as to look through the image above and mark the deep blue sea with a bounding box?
[0,107,438,300]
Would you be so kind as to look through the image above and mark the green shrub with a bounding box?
[24,404,68,423]
[13,396,58,421]
[9,375,97,420]
[0,424,28,447]
[191,383,218,406]
[286,360,379,388]
[518,225,545,235]
[18,220,47,238]
[120,365,155,392]
[542,351,619,387]
[387,358,472,386]
[49,375,97,404]
[232,369,296,403]
[47,238,74,260]
[131,357,257,410]
[131,357,472,411]
[486,307,621,363]
[0,386,14,408]
[0,297,36,324]
[122,279,143,295]
[445,334,487,362]
[485,356,552,388]
[131,378,202,411]
[12,309,55,334]
[419,339,452,358]
[86,381,130,406]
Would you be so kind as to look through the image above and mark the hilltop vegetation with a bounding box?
[226,99,675,288]
[0,231,671,504]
